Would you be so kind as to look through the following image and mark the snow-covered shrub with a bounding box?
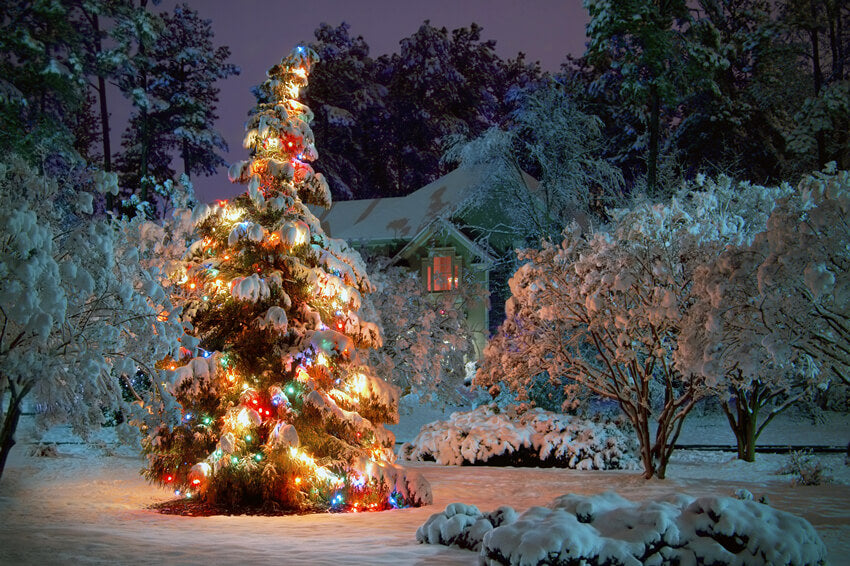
[778,450,832,486]
[400,405,637,469]
[27,444,59,458]
[0,156,185,480]
[418,491,828,566]
[416,503,518,552]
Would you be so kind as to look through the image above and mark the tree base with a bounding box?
[149,497,316,517]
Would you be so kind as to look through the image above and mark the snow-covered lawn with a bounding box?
[1,412,848,565]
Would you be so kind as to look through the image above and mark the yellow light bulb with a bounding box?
[225,208,244,221]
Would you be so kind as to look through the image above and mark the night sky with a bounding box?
[133,0,590,202]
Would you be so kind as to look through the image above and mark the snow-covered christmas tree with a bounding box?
[142,46,431,512]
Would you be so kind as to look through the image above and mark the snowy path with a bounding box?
[1,446,849,565]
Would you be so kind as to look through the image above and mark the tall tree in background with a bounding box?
[113,2,237,207]
[376,22,506,196]
[584,0,690,195]
[305,22,384,199]
[0,0,87,158]
[154,4,239,179]
[111,0,163,200]
[673,0,808,182]
[305,21,542,200]
[143,47,431,512]
[68,1,125,167]
[782,0,850,171]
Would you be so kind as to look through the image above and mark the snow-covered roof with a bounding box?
[317,166,537,242]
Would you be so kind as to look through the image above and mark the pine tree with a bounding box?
[305,22,383,200]
[153,4,239,179]
[142,47,431,512]
[584,0,690,195]
[0,0,88,158]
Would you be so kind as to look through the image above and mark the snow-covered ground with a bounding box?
[1,409,848,565]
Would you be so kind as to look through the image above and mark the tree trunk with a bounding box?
[722,384,760,463]
[92,13,114,212]
[0,382,29,482]
[651,397,692,480]
[626,395,656,479]
[636,410,655,479]
[809,0,826,168]
[138,0,150,203]
[182,138,191,178]
[647,82,660,195]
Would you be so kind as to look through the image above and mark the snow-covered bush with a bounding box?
[418,491,828,565]
[676,168,850,461]
[477,175,780,478]
[0,156,185,480]
[416,502,518,552]
[400,405,637,469]
[778,450,832,486]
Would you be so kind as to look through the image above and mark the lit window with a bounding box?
[424,251,460,292]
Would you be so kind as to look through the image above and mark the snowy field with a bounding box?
[1,411,849,565]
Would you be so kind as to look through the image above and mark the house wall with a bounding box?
[399,230,491,361]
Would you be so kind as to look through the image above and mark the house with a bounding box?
[317,166,537,358]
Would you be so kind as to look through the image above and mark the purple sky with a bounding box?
[136,0,590,202]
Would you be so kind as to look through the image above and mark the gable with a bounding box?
[393,218,494,271]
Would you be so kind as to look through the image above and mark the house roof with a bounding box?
[316,166,537,242]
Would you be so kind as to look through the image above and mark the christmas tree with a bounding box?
[143,46,431,512]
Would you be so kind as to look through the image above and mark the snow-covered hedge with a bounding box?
[399,405,637,469]
[417,491,827,565]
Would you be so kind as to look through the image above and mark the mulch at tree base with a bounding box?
[148,498,316,517]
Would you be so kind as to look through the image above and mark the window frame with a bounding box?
[422,247,462,292]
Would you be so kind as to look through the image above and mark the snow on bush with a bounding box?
[418,491,827,565]
[416,502,518,552]
[400,405,637,469]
